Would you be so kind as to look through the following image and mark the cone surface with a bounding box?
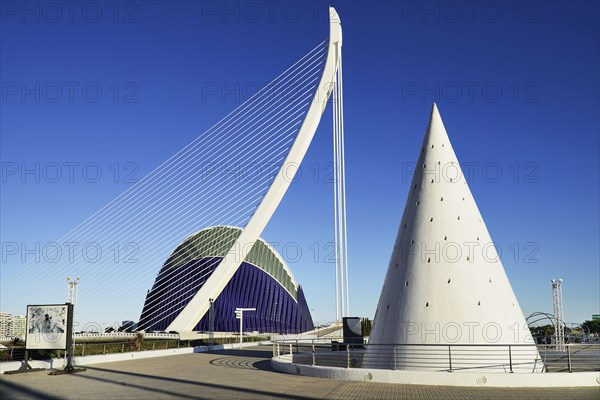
[364,105,539,371]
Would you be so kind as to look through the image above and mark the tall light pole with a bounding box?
[208,298,214,350]
[551,278,565,351]
[66,277,80,357]
[235,308,255,349]
[67,277,80,305]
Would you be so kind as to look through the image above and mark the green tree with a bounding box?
[529,324,554,336]
[582,319,600,334]
[361,318,372,337]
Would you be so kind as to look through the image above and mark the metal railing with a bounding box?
[74,332,179,339]
[272,339,600,373]
[0,339,185,361]
[0,332,180,344]
[1,335,271,361]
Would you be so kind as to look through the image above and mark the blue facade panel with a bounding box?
[139,257,313,333]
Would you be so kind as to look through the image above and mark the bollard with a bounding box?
[346,346,350,368]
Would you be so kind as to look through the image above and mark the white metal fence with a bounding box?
[272,339,600,373]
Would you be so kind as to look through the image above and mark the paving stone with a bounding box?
[1,346,597,399]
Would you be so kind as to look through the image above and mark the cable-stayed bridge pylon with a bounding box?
[2,7,348,332]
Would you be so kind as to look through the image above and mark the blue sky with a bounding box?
[1,1,598,328]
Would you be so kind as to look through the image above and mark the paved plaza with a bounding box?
[1,346,598,400]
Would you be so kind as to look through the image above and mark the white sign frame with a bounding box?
[25,304,69,350]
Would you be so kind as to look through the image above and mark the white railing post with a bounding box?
[346,345,350,368]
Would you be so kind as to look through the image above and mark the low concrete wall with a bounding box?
[271,354,600,388]
[1,341,270,374]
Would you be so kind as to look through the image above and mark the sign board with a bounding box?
[235,307,255,320]
[592,314,600,320]
[342,317,363,345]
[26,304,71,350]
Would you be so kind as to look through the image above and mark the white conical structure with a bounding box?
[364,104,541,373]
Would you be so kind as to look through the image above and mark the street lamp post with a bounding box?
[235,308,256,349]
[67,277,80,305]
[66,277,80,357]
[49,277,86,374]
[208,298,214,350]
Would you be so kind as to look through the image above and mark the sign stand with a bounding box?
[3,349,44,375]
[5,303,86,375]
[235,307,256,349]
[49,303,86,375]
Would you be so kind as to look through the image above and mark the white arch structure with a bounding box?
[166,7,344,332]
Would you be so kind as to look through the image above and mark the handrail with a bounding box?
[271,339,600,374]
[272,338,599,347]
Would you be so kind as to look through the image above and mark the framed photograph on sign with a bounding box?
[26,304,69,350]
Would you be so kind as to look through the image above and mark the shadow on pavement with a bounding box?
[80,365,315,400]
[0,379,64,400]
[204,347,273,359]
[67,372,206,400]
[208,356,274,371]
[205,346,277,371]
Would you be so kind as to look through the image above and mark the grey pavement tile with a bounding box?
[1,346,598,400]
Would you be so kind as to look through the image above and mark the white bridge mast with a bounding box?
[332,31,349,322]
[165,7,344,332]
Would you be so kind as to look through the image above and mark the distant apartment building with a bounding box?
[13,315,26,337]
[0,312,13,337]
